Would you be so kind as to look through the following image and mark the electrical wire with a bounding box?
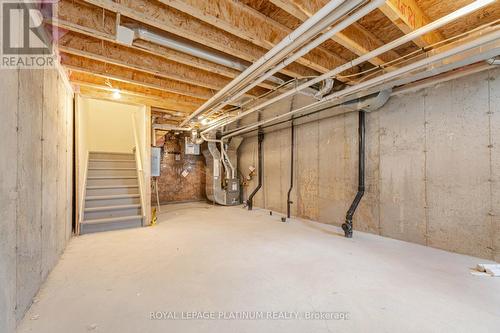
[337,19,500,82]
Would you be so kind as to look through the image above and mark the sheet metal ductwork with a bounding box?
[202,136,243,206]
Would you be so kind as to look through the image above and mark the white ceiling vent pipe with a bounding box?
[207,0,496,134]
[341,89,392,112]
[131,27,284,85]
[203,0,383,118]
[181,0,352,126]
[314,78,335,99]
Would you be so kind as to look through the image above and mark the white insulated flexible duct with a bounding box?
[206,0,496,134]
[181,0,352,126]
[133,27,285,86]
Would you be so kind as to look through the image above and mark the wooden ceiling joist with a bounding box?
[54,0,277,90]
[58,31,267,97]
[61,53,220,100]
[157,0,357,77]
[78,85,189,112]
[79,0,319,79]
[69,71,204,114]
[269,0,401,66]
[379,0,444,47]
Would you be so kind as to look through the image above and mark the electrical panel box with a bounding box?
[185,137,200,155]
[151,147,162,177]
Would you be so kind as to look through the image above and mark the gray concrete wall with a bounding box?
[238,68,500,261]
[0,68,73,333]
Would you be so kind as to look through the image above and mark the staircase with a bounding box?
[80,152,143,234]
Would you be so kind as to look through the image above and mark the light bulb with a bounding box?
[112,89,121,99]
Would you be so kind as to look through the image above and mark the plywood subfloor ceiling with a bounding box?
[50,0,500,125]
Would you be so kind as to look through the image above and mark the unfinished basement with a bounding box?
[1,0,500,332]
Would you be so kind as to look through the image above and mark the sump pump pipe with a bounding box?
[210,0,495,133]
[247,131,264,210]
[342,111,365,238]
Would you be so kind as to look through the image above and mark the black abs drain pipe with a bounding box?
[342,111,366,238]
[286,121,295,220]
[247,130,264,210]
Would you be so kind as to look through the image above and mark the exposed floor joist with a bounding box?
[61,53,221,101]
[379,0,444,47]
[70,71,204,114]
[78,85,193,113]
[269,0,401,66]
[157,0,357,78]
[58,31,268,97]
[53,0,278,90]
[78,0,321,79]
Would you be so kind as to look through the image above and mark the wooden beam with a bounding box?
[77,85,188,113]
[270,0,401,66]
[78,0,319,78]
[53,0,277,90]
[379,0,444,47]
[157,0,356,76]
[60,52,219,100]
[69,71,204,114]
[58,31,267,97]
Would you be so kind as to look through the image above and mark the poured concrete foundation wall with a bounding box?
[239,68,500,261]
[0,68,74,333]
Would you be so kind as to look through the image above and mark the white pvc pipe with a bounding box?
[210,0,496,132]
[181,0,349,126]
[204,0,382,117]
[222,30,500,139]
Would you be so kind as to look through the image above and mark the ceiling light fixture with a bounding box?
[112,89,121,99]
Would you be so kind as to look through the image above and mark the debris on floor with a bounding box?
[472,264,500,277]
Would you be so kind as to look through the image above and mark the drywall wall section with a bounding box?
[153,133,206,204]
[0,67,73,333]
[239,68,500,261]
[80,98,141,153]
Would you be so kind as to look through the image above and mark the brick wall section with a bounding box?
[153,133,206,203]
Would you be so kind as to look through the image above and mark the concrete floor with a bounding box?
[17,202,500,333]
